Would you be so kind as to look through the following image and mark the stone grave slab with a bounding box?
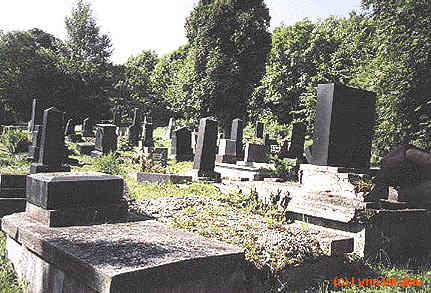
[172,127,193,162]
[2,215,245,292]
[76,142,95,156]
[216,139,237,164]
[0,174,27,218]
[231,119,244,159]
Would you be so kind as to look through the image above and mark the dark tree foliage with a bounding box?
[185,0,271,135]
[362,0,431,151]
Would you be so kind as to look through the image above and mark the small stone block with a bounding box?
[0,198,27,218]
[215,154,237,164]
[330,237,354,256]
[76,142,95,155]
[0,174,27,189]
[0,188,26,198]
[26,172,124,210]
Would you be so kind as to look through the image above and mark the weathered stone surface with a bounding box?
[26,172,123,210]
[311,84,376,169]
[164,117,176,140]
[28,125,43,161]
[244,143,269,163]
[64,119,75,136]
[2,214,245,292]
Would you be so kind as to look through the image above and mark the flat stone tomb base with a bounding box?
[0,174,27,218]
[2,214,245,293]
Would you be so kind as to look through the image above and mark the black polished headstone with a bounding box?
[113,113,121,126]
[311,84,376,169]
[172,127,193,161]
[230,119,244,159]
[255,121,264,139]
[128,108,143,146]
[193,118,218,174]
[288,122,306,159]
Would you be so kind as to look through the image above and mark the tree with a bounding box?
[65,0,112,65]
[184,0,271,135]
[362,0,431,152]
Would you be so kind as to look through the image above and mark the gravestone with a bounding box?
[30,107,70,174]
[311,84,376,169]
[192,118,220,180]
[27,125,43,161]
[128,108,143,146]
[288,122,306,159]
[244,143,269,164]
[230,118,244,159]
[81,118,94,137]
[164,117,176,140]
[172,127,193,161]
[29,99,44,133]
[146,147,168,168]
[216,139,237,164]
[26,172,127,227]
[90,124,117,157]
[64,119,75,136]
[255,121,264,139]
[142,122,154,148]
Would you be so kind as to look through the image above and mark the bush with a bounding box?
[0,130,31,154]
[93,152,122,175]
[117,136,134,152]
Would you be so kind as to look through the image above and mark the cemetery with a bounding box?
[1,0,431,292]
[0,81,431,292]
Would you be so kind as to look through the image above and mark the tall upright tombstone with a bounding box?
[164,117,176,140]
[172,127,193,161]
[128,108,142,146]
[255,121,264,139]
[230,118,244,159]
[29,99,43,133]
[311,84,376,169]
[192,118,220,180]
[27,125,43,161]
[142,122,154,148]
[64,119,75,136]
[82,118,94,137]
[30,107,70,174]
[113,112,121,127]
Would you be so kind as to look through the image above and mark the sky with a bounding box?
[0,0,364,64]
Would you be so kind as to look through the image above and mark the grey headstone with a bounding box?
[94,124,117,154]
[172,127,193,161]
[30,107,70,173]
[142,122,154,148]
[27,125,43,161]
[113,113,121,126]
[164,117,176,140]
[311,84,376,169]
[230,119,244,159]
[64,119,75,136]
[193,118,218,174]
[82,118,94,137]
